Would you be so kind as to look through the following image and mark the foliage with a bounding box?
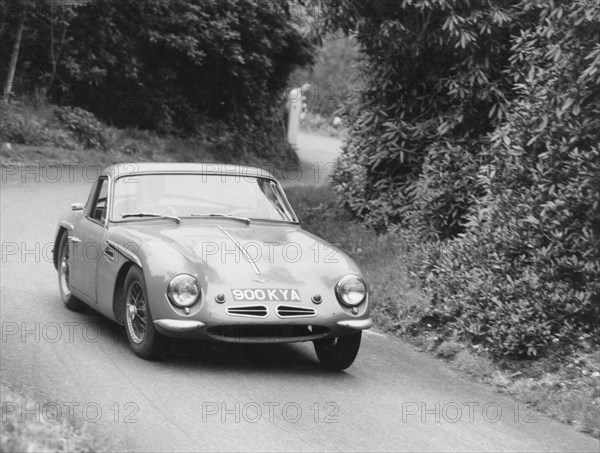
[324,0,600,357]
[414,0,600,357]
[290,32,362,118]
[0,0,314,159]
[0,102,78,149]
[54,106,106,149]
[326,0,518,232]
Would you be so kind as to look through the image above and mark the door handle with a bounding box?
[103,246,115,261]
[68,236,81,244]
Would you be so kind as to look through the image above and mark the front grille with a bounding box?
[227,305,268,318]
[277,305,317,318]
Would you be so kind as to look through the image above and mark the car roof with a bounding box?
[103,163,276,180]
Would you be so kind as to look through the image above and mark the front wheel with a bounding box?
[57,234,85,311]
[123,265,166,360]
[314,332,362,371]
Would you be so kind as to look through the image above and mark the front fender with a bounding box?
[103,226,207,323]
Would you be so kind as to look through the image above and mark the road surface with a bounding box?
[1,139,598,452]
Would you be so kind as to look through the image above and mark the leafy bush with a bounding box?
[412,1,600,357]
[326,0,515,232]
[54,106,107,149]
[0,103,78,149]
[1,108,48,146]
[326,0,600,357]
[412,139,486,241]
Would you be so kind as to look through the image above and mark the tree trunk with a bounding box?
[3,16,25,103]
[46,12,69,100]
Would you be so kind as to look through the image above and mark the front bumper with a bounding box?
[154,319,205,333]
[153,317,373,343]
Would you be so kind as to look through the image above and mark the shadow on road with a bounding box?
[76,304,350,378]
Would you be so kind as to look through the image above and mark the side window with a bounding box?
[89,178,108,223]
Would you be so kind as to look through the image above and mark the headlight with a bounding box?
[167,274,200,308]
[335,274,367,307]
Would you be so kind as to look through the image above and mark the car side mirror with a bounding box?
[71,203,84,211]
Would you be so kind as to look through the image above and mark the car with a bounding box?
[53,163,372,370]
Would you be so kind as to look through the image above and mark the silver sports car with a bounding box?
[53,163,372,370]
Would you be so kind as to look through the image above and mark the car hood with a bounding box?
[108,220,361,290]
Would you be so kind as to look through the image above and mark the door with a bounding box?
[70,177,109,302]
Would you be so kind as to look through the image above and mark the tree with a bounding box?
[1,0,88,102]
[2,0,26,102]
[0,0,315,155]
[322,0,520,233]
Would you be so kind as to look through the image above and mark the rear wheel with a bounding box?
[57,234,85,311]
[123,265,166,360]
[314,331,362,371]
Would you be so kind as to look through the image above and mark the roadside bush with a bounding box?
[0,103,78,149]
[326,0,514,233]
[54,106,107,149]
[1,108,48,145]
[326,0,600,358]
[413,139,486,241]
[413,0,600,357]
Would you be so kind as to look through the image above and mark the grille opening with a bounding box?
[206,324,330,342]
[227,305,268,318]
[277,305,317,317]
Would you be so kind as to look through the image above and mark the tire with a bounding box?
[57,233,85,311]
[314,331,362,371]
[123,265,166,360]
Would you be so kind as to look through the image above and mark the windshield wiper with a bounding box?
[121,213,181,224]
[190,214,251,225]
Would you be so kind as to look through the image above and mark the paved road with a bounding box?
[1,143,598,451]
[285,132,343,187]
[297,132,342,169]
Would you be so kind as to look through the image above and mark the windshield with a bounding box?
[110,173,298,223]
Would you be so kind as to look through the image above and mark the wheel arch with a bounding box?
[53,227,68,270]
[113,261,137,325]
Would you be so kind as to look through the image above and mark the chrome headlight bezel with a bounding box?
[335,274,367,307]
[167,274,201,308]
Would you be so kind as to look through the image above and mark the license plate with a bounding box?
[231,289,301,302]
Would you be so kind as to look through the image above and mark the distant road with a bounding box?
[285,131,343,187]
[0,148,598,452]
[297,131,343,167]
